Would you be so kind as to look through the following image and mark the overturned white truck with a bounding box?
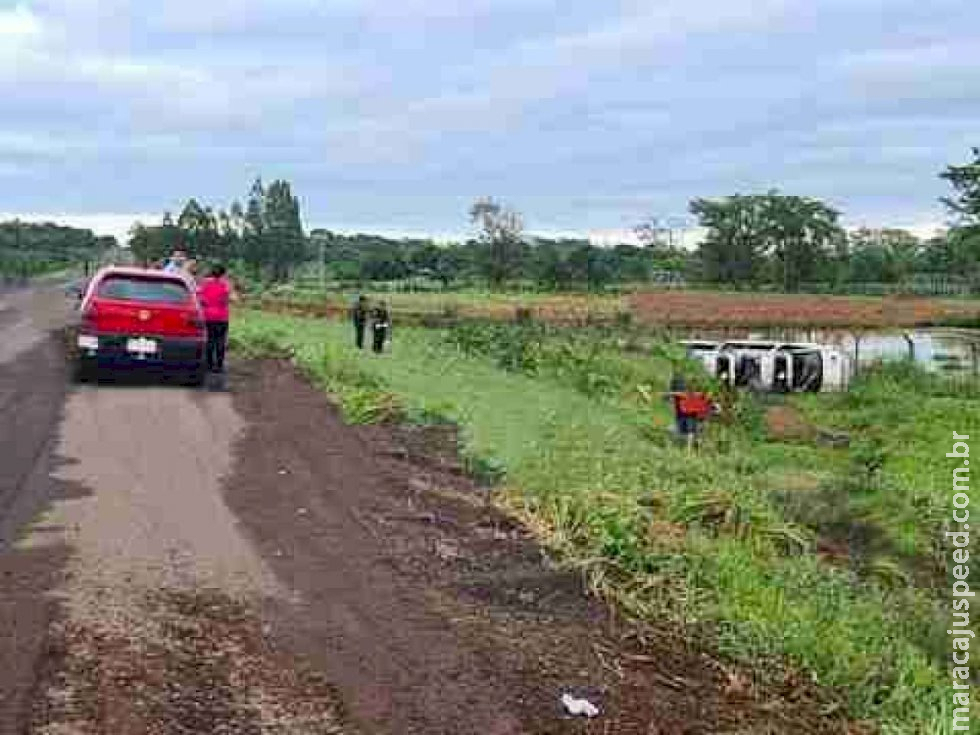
[680,340,853,393]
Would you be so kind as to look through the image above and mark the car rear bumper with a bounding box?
[75,332,204,369]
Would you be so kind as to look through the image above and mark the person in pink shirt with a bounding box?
[197,264,235,374]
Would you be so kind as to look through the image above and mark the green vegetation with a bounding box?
[0,221,112,280]
[231,309,980,733]
[128,177,305,281]
[691,192,844,292]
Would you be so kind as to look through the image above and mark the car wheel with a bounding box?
[72,360,93,384]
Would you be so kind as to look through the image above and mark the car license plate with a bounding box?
[126,337,158,355]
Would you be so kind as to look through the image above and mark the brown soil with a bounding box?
[223,360,852,734]
[251,289,980,330]
[31,588,348,734]
[0,316,84,734]
[629,290,980,328]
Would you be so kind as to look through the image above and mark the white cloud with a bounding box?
[842,218,949,240]
[0,4,41,37]
[0,0,976,232]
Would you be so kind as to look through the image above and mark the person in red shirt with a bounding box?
[666,372,716,451]
[197,264,235,374]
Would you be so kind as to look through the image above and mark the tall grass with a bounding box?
[231,309,977,732]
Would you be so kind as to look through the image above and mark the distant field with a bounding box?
[629,290,980,328]
[251,288,628,325]
[248,285,980,328]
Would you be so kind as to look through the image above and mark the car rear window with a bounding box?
[97,276,191,304]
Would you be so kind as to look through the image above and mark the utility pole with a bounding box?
[319,234,325,291]
[15,219,25,281]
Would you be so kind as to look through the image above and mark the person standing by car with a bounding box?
[197,264,234,374]
[350,295,369,350]
[370,301,390,354]
[163,249,187,273]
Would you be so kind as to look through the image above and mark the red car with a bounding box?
[72,266,207,385]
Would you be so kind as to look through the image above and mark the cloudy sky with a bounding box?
[0,0,976,242]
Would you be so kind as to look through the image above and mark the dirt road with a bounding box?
[0,285,845,734]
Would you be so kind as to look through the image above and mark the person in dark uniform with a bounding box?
[371,301,390,354]
[350,295,369,349]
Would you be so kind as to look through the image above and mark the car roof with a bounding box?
[93,266,190,282]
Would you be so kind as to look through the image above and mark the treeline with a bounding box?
[661,150,980,292]
[127,149,980,293]
[129,177,304,281]
[0,221,113,279]
[688,193,971,293]
[309,230,687,289]
[127,180,687,289]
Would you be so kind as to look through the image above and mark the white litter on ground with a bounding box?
[561,693,600,718]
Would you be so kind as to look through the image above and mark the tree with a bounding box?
[848,228,921,284]
[229,200,245,236]
[941,147,980,225]
[532,240,575,290]
[263,179,306,281]
[567,243,613,291]
[128,221,168,265]
[690,195,769,285]
[128,223,151,265]
[469,197,524,287]
[161,211,181,257]
[939,149,980,285]
[177,199,219,260]
[690,192,843,291]
[609,243,654,283]
[409,241,442,275]
[763,194,842,291]
[0,221,102,277]
[243,178,266,278]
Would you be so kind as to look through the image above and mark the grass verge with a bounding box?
[231,309,980,733]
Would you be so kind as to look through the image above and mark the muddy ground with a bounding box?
[0,285,855,734]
